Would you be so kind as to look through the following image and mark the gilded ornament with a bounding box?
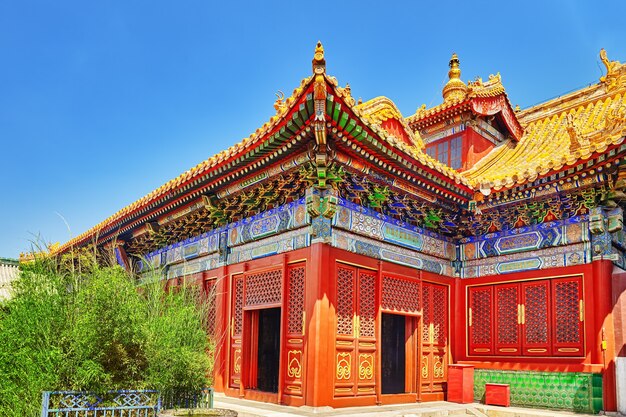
[358,354,374,380]
[336,352,351,380]
[442,53,469,102]
[600,48,626,92]
[287,350,302,379]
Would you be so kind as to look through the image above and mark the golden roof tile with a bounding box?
[464,50,626,190]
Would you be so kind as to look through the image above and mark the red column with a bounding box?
[212,265,229,392]
[304,242,333,406]
[592,259,617,411]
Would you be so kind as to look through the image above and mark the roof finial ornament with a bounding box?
[442,52,469,102]
[312,41,326,75]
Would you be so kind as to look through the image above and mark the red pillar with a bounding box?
[592,259,617,411]
[212,265,229,392]
[304,242,333,406]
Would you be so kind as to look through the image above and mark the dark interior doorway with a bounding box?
[256,307,281,393]
[382,313,406,394]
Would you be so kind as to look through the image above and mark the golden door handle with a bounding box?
[521,304,525,325]
[469,308,472,327]
[579,300,584,322]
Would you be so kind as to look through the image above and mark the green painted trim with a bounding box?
[473,368,602,414]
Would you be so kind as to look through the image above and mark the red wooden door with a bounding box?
[333,264,377,398]
[494,283,521,355]
[552,276,584,356]
[421,282,448,394]
[468,286,494,355]
[229,274,244,388]
[283,263,306,398]
[521,280,551,356]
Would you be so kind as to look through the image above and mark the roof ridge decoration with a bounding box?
[600,48,626,92]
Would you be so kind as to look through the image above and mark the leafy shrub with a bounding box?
[0,251,212,417]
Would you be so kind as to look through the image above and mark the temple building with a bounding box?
[0,257,19,300]
[52,44,626,413]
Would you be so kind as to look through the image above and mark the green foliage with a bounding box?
[0,254,212,417]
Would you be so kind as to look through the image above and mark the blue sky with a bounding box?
[1,1,625,258]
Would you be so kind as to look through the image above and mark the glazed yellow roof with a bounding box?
[464,50,626,190]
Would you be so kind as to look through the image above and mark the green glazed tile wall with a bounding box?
[473,369,603,413]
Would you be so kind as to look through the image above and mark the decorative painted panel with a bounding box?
[459,217,588,262]
[462,242,587,278]
[333,199,455,261]
[245,269,282,307]
[381,275,420,313]
[229,228,309,264]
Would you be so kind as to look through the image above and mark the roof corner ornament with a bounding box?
[442,52,469,102]
[337,83,355,107]
[274,90,286,113]
[600,48,626,92]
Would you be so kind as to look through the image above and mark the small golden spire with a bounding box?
[312,41,326,75]
[442,53,469,102]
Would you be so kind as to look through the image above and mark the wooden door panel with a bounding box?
[494,283,521,355]
[421,283,448,395]
[521,280,551,356]
[468,286,494,355]
[283,264,306,398]
[552,277,584,356]
[229,275,244,388]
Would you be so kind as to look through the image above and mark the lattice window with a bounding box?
[554,280,580,343]
[381,276,420,313]
[233,276,244,335]
[471,288,492,345]
[245,269,282,306]
[496,286,519,344]
[337,267,355,336]
[422,284,432,342]
[287,266,306,335]
[205,279,217,338]
[358,273,376,338]
[525,283,549,344]
[432,285,447,345]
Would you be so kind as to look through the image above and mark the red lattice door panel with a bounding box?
[521,280,551,356]
[551,277,584,356]
[494,283,521,355]
[283,264,306,398]
[245,269,282,307]
[205,279,218,339]
[333,264,377,398]
[381,275,421,314]
[468,286,494,355]
[421,283,448,395]
[229,275,244,388]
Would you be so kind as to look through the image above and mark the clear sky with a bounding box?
[1,0,625,258]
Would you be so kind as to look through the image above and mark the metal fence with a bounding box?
[160,388,213,410]
[40,388,214,417]
[41,390,160,417]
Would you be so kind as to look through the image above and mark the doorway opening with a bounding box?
[256,307,281,393]
[381,313,406,394]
